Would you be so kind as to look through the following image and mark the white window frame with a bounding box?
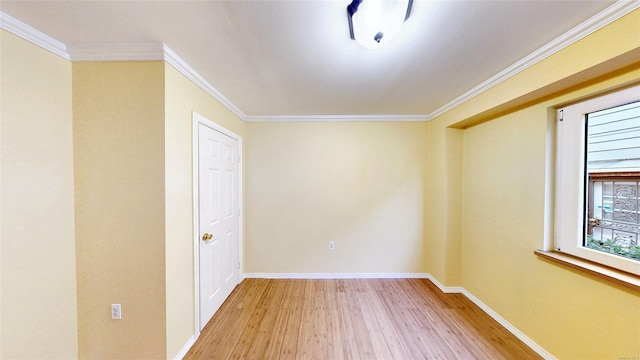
[555,84,640,276]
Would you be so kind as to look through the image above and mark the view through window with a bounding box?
[585,101,640,261]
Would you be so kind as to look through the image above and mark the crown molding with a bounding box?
[428,0,640,120]
[67,43,165,61]
[244,114,430,122]
[0,11,69,60]
[162,45,247,120]
[61,42,250,121]
[2,1,637,123]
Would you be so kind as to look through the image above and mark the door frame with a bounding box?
[192,111,244,335]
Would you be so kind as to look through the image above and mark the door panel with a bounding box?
[224,170,233,218]
[225,230,234,281]
[198,122,239,330]
[208,169,219,225]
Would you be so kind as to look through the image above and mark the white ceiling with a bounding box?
[0,1,622,119]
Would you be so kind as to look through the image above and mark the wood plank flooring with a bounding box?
[184,278,542,360]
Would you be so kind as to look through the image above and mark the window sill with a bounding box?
[534,250,640,292]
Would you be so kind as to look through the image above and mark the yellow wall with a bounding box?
[426,9,640,359]
[164,64,245,359]
[425,125,464,284]
[461,75,640,358]
[1,40,246,358]
[73,61,167,359]
[1,30,78,358]
[245,121,428,274]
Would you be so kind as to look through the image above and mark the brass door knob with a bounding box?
[588,218,601,227]
[202,233,213,241]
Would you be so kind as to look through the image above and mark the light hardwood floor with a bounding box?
[184,278,542,360]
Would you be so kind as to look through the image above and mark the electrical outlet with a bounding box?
[111,304,122,320]
[329,242,334,250]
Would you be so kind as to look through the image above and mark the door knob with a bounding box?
[588,218,600,227]
[202,233,213,241]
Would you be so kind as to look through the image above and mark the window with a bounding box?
[556,85,640,276]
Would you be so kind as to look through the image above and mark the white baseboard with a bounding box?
[423,274,464,293]
[461,289,556,360]
[173,334,198,360]
[243,272,430,279]
[424,275,553,359]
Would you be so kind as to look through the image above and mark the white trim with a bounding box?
[192,111,244,334]
[0,11,69,59]
[165,46,247,120]
[243,272,431,279]
[423,274,464,294]
[191,118,201,338]
[67,43,165,61]
[461,289,556,360]
[429,1,640,120]
[543,111,557,252]
[244,114,430,122]
[173,335,198,360]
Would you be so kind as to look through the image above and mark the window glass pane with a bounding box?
[584,101,640,261]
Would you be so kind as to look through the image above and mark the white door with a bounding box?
[198,122,240,330]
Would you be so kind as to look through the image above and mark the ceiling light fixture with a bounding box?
[347,0,413,49]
